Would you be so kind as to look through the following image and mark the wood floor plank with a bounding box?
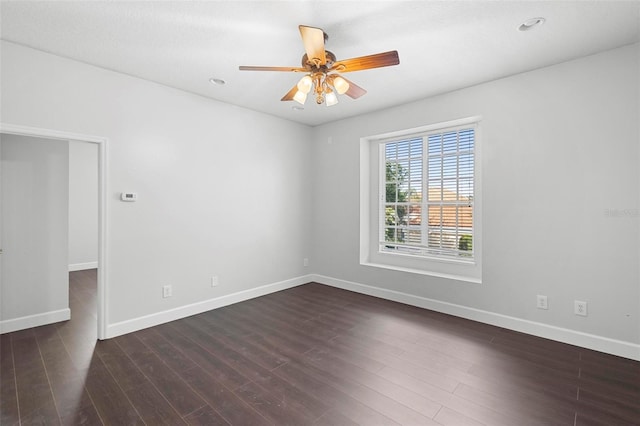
[465,357,580,402]
[302,347,442,422]
[18,400,62,425]
[312,408,360,426]
[456,362,581,414]
[35,327,99,422]
[114,333,208,416]
[453,382,576,425]
[60,403,104,426]
[324,335,462,392]
[184,316,287,371]
[184,404,231,426]
[466,351,580,391]
[578,360,640,402]
[52,383,100,426]
[271,361,402,426]
[231,301,337,347]
[210,307,313,355]
[181,365,271,425]
[0,334,20,426]
[135,327,199,374]
[169,320,274,384]
[196,314,294,366]
[234,380,319,425]
[157,322,250,391]
[318,337,388,375]
[575,398,639,426]
[11,333,61,423]
[123,380,187,425]
[83,355,143,425]
[7,272,640,426]
[433,406,487,426]
[95,338,147,392]
[577,387,640,424]
[376,364,523,426]
[258,295,357,334]
[175,318,331,421]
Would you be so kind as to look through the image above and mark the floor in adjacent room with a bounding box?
[1,269,639,425]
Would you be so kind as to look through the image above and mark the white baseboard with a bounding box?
[311,274,640,361]
[105,274,312,339]
[0,308,71,334]
[69,261,98,271]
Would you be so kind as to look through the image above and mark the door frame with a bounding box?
[1,123,108,340]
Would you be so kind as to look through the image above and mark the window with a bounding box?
[381,126,475,260]
[360,117,481,282]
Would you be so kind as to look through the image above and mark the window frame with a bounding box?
[360,117,482,283]
[379,125,476,261]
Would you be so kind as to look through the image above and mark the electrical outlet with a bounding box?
[163,285,172,298]
[536,295,548,310]
[211,276,219,287]
[574,300,587,316]
[303,258,309,267]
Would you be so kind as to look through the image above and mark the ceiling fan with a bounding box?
[239,25,400,107]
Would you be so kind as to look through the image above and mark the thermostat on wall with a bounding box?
[121,192,138,202]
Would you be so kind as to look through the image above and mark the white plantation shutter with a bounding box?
[380,125,475,260]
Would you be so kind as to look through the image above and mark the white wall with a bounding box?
[2,39,638,357]
[68,141,99,270]
[1,40,312,331]
[0,134,70,331]
[311,44,639,350]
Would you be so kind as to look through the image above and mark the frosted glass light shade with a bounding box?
[293,90,307,105]
[297,75,313,94]
[325,91,338,106]
[332,76,349,95]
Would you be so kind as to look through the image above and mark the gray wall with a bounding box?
[1,40,312,328]
[68,140,99,270]
[311,44,639,345]
[1,134,69,327]
[1,39,638,354]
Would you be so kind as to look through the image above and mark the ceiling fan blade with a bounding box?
[281,84,299,101]
[239,65,307,72]
[338,76,367,99]
[332,50,399,73]
[299,25,326,66]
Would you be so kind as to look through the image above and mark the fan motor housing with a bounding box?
[302,51,336,70]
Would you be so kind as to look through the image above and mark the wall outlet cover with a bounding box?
[536,295,548,310]
[574,300,588,316]
[163,285,172,298]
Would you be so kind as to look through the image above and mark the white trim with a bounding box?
[0,309,70,334]
[0,124,106,144]
[311,274,640,361]
[361,261,481,284]
[360,117,483,282]
[105,275,312,339]
[69,261,98,272]
[365,116,482,142]
[0,123,109,339]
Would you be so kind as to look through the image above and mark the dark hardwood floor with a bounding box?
[1,270,639,425]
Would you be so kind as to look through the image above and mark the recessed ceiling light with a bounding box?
[518,17,545,31]
[209,78,226,85]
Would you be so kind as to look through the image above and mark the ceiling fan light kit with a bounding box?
[239,25,400,107]
[294,70,344,106]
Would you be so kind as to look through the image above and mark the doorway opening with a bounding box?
[0,123,108,339]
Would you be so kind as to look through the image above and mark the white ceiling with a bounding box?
[1,1,639,126]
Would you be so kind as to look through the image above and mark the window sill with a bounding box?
[360,261,482,284]
[380,247,476,266]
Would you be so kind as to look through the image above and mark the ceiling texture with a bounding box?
[1,1,639,126]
